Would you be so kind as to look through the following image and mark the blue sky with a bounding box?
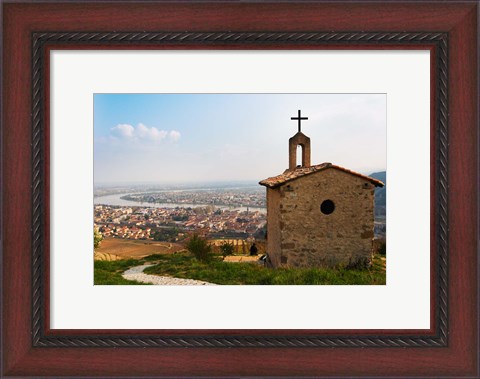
[94,94,386,184]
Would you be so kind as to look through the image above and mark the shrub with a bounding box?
[186,234,212,262]
[379,242,386,256]
[220,241,234,257]
[94,227,103,249]
[373,238,386,256]
[346,255,371,270]
[152,227,179,242]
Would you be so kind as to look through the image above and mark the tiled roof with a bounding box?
[259,163,385,188]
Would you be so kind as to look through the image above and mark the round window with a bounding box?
[320,199,335,215]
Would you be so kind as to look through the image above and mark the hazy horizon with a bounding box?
[94,170,387,188]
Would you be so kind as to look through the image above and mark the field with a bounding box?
[143,252,386,285]
[95,251,386,285]
[94,237,184,261]
[94,237,386,285]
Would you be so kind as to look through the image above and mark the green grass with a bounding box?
[94,253,386,285]
[94,259,150,285]
[142,253,386,285]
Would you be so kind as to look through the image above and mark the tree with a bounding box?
[379,241,386,255]
[186,234,212,262]
[94,227,103,249]
[172,214,188,221]
[152,227,179,242]
[220,241,234,257]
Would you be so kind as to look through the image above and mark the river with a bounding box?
[94,193,266,213]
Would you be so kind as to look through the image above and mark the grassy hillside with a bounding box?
[95,252,386,285]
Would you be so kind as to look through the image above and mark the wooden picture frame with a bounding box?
[2,1,477,377]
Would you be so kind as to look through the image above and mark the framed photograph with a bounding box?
[92,93,387,288]
[2,1,478,377]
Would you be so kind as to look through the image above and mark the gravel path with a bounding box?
[122,264,216,285]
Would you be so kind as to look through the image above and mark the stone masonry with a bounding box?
[289,132,310,170]
[263,167,378,268]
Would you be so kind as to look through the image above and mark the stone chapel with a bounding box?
[259,110,384,269]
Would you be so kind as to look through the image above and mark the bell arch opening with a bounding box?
[296,145,303,167]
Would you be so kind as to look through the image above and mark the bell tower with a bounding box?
[288,110,311,170]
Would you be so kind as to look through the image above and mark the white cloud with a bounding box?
[109,123,180,143]
[169,130,181,142]
[136,123,168,141]
[110,124,134,138]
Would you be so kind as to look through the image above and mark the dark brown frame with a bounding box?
[2,1,478,377]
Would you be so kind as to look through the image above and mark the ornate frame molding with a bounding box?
[31,31,448,348]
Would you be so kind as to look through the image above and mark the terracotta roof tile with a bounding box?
[259,163,384,188]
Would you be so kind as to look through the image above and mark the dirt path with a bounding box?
[122,264,216,285]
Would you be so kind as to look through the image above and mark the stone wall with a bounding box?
[266,188,281,267]
[268,168,375,268]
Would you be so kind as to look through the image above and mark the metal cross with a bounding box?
[291,110,308,133]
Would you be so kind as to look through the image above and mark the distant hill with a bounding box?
[370,171,386,220]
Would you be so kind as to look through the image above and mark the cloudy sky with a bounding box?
[94,93,386,184]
